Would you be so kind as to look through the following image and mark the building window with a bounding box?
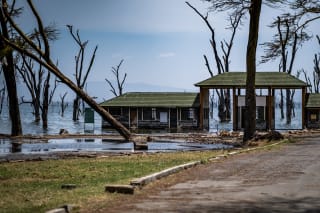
[189,108,194,119]
[152,108,157,120]
[310,113,318,122]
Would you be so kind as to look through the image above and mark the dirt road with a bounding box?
[106,137,320,213]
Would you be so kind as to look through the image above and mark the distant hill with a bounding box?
[16,80,197,103]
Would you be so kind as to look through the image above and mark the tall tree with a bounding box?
[1,0,131,140]
[105,59,127,97]
[243,0,262,143]
[67,25,98,121]
[0,0,22,136]
[204,0,264,143]
[186,1,243,122]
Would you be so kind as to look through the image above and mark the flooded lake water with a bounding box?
[0,99,302,155]
[0,101,303,136]
[0,138,232,155]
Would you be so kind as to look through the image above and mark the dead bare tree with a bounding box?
[17,56,58,127]
[313,35,320,93]
[261,15,312,124]
[105,59,127,97]
[186,1,243,121]
[16,56,42,122]
[41,71,57,128]
[67,25,98,121]
[299,35,320,94]
[1,0,131,140]
[59,92,68,117]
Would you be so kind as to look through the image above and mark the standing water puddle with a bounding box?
[0,138,232,155]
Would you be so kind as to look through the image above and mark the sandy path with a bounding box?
[106,137,320,213]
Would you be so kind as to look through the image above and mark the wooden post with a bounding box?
[199,87,209,130]
[302,87,306,129]
[168,108,171,129]
[232,87,237,131]
[268,87,273,130]
[128,107,131,129]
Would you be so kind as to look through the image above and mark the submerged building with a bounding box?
[100,92,200,130]
[100,71,320,131]
[195,72,308,130]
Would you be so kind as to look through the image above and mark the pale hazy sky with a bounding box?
[15,0,320,100]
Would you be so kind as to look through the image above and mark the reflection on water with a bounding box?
[0,138,232,155]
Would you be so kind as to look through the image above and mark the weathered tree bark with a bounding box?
[279,89,284,119]
[17,56,42,122]
[0,86,5,115]
[0,3,22,136]
[72,96,80,120]
[41,72,50,129]
[243,0,262,143]
[59,92,68,117]
[286,89,292,124]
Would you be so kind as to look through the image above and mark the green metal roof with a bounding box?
[100,92,200,108]
[306,93,320,108]
[195,72,307,88]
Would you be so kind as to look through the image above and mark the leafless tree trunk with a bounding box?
[299,36,320,94]
[304,36,320,93]
[1,0,131,140]
[0,0,22,136]
[186,1,243,122]
[16,54,57,128]
[67,25,98,121]
[279,89,285,119]
[59,92,68,117]
[105,59,127,97]
[41,72,57,129]
[243,0,262,143]
[16,56,42,122]
[261,15,312,125]
[0,84,5,115]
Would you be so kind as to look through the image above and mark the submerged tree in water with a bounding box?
[1,0,131,140]
[186,1,243,122]
[67,25,98,121]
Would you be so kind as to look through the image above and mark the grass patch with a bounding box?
[0,150,224,213]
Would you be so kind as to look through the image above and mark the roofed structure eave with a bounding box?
[195,85,307,89]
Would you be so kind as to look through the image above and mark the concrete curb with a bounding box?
[130,161,201,188]
[208,140,285,161]
[48,140,288,212]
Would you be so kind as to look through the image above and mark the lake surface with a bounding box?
[0,138,232,155]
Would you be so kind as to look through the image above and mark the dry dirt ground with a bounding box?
[102,136,320,213]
